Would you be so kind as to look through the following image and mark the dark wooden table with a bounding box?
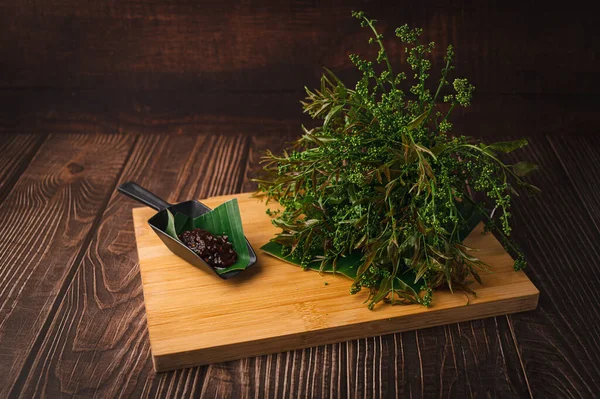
[1,0,599,397]
[1,130,599,398]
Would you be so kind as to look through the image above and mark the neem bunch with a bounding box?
[254,12,539,309]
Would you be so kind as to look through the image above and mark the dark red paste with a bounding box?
[179,228,237,268]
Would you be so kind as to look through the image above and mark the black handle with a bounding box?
[117,181,171,211]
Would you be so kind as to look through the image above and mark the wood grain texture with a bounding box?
[0,88,306,136]
[3,89,599,139]
[0,134,44,200]
[241,132,299,193]
[0,1,595,94]
[387,316,534,398]
[130,194,537,372]
[548,134,600,230]
[0,134,134,397]
[14,134,250,398]
[1,0,598,141]
[499,136,600,398]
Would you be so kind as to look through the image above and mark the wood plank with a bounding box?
[0,133,134,398]
[263,320,534,398]
[0,1,595,95]
[14,134,250,398]
[192,340,350,398]
[548,134,600,230]
[3,90,599,139]
[130,194,537,372]
[497,136,600,397]
[390,317,533,398]
[241,132,299,193]
[0,88,306,136]
[0,134,44,200]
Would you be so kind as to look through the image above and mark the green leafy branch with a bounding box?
[254,11,539,309]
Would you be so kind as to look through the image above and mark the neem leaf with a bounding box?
[324,104,344,128]
[394,273,421,294]
[512,161,538,177]
[323,67,345,87]
[486,139,528,153]
[192,199,250,274]
[406,110,428,131]
[165,210,179,240]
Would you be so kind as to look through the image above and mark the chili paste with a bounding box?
[179,228,237,268]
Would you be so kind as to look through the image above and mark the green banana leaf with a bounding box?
[165,210,178,239]
[260,241,361,279]
[174,212,190,235]
[260,241,420,292]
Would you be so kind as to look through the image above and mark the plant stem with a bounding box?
[432,56,451,106]
[363,17,397,91]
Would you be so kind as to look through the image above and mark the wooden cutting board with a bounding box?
[132,193,539,372]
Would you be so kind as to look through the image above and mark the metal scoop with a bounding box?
[118,181,257,279]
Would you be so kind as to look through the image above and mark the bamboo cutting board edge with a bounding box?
[132,193,539,372]
[150,292,537,372]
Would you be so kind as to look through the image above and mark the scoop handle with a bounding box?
[117,181,171,211]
